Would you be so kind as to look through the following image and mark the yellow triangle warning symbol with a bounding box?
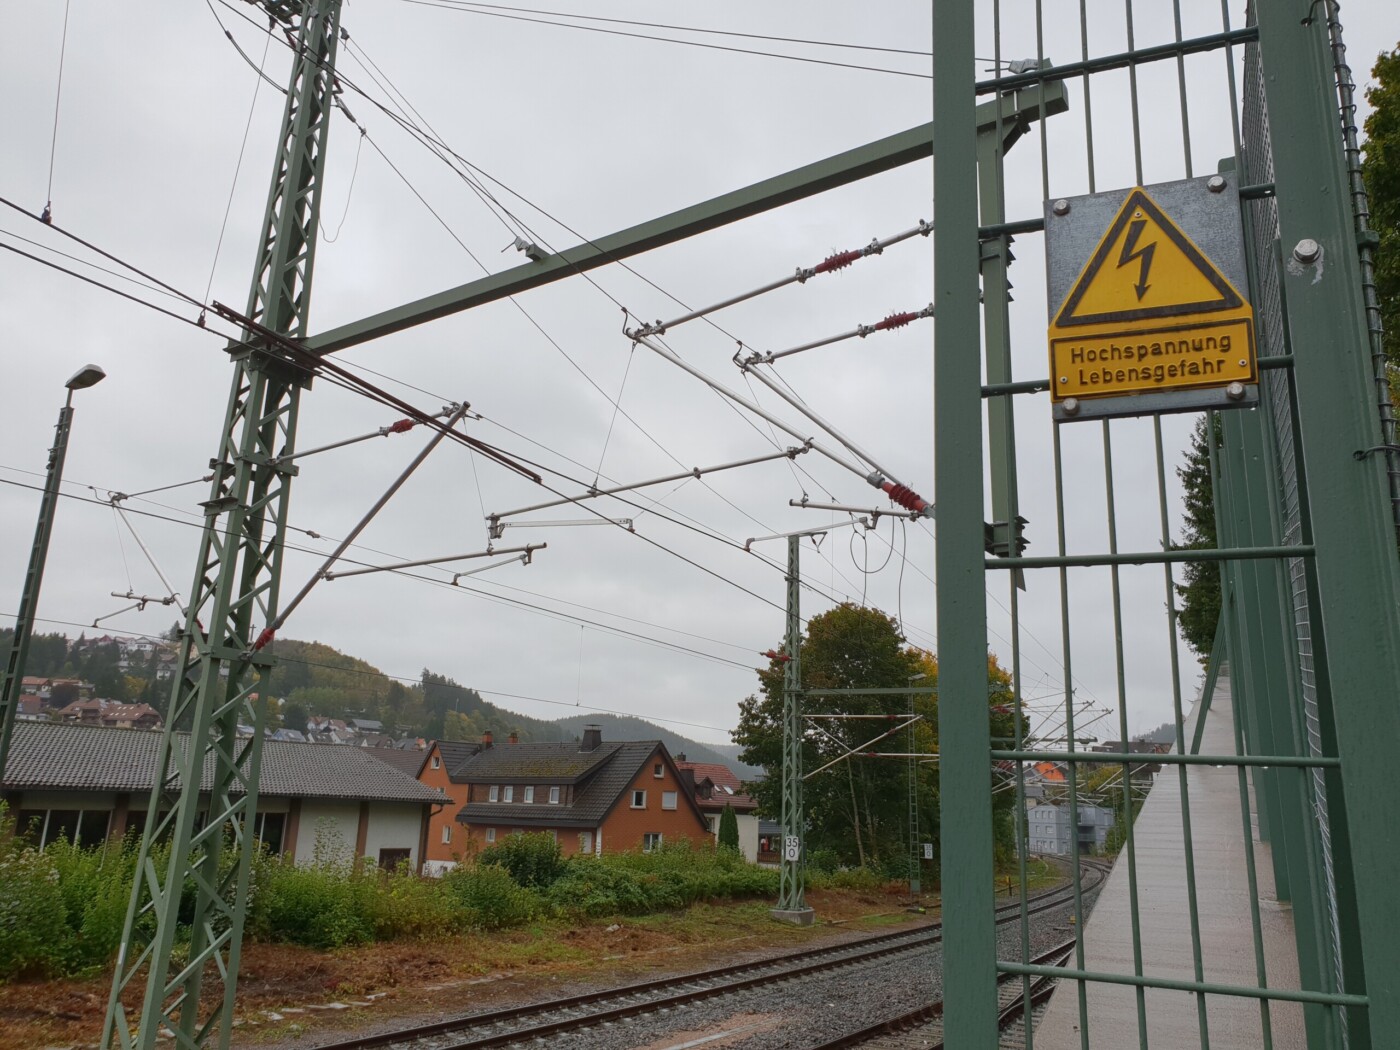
[1053,188,1245,328]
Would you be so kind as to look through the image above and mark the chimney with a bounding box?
[508,730,519,745]
[580,724,602,752]
[481,730,493,748]
[676,752,687,762]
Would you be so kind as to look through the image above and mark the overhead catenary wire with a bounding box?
[405,2,934,58]
[201,0,274,310]
[0,475,761,672]
[204,4,911,608]
[41,0,74,223]
[623,220,933,341]
[5,14,946,674]
[399,0,933,80]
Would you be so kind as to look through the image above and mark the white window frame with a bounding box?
[441,824,451,844]
[549,786,560,804]
[485,828,496,843]
[524,786,535,803]
[631,789,647,809]
[653,762,664,778]
[662,790,677,811]
[488,785,499,802]
[503,785,514,803]
[643,832,663,852]
[431,755,441,770]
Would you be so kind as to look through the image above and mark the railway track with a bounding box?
[308,865,1104,1050]
[805,940,1076,1050]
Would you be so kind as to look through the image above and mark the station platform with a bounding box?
[1033,672,1305,1048]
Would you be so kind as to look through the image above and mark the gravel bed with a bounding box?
[478,885,1102,1050]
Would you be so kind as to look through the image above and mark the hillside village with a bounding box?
[2,627,757,772]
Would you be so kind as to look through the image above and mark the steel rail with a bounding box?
[312,868,1105,1050]
[803,940,1077,1049]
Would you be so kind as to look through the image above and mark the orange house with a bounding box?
[415,725,709,871]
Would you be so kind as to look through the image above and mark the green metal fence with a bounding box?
[935,1,1400,1047]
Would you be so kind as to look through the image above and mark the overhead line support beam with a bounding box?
[304,83,1067,356]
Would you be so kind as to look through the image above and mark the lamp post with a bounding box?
[0,364,107,780]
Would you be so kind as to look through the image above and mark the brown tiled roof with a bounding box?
[365,748,428,779]
[451,741,623,785]
[677,760,759,810]
[3,722,446,804]
[455,741,711,832]
[436,740,482,781]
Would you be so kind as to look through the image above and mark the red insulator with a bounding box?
[813,249,862,274]
[387,418,416,434]
[252,627,276,652]
[874,311,918,331]
[882,481,929,514]
[762,649,792,663]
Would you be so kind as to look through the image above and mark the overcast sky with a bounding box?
[2,1,1396,747]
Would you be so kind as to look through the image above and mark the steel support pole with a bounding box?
[933,0,998,1044]
[101,4,342,1048]
[772,535,812,924]
[1255,7,1400,1041]
[0,396,75,780]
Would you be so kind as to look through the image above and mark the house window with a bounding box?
[579,831,593,853]
[379,848,411,871]
[441,825,452,844]
[431,756,441,770]
[524,786,535,803]
[488,785,499,802]
[653,762,664,778]
[503,785,514,803]
[631,790,647,808]
[486,828,496,843]
[643,833,663,852]
[662,791,677,811]
[549,786,560,804]
[255,811,285,855]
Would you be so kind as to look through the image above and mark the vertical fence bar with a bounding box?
[1255,6,1400,1042]
[933,0,996,1043]
[1206,411,1276,1046]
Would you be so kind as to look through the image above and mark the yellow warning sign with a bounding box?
[1048,187,1255,404]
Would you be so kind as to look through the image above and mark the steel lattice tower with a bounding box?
[101,3,342,1047]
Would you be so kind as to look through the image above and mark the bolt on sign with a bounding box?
[1044,173,1257,422]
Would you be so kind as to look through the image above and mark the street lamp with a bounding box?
[0,364,107,779]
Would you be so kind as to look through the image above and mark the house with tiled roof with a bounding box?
[1,722,447,871]
[415,726,709,874]
[99,703,162,730]
[675,754,761,862]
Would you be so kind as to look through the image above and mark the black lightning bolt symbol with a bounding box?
[1116,217,1155,301]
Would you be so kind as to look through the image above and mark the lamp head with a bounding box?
[65,364,106,391]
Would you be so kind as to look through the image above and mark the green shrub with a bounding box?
[45,838,137,974]
[370,863,463,940]
[807,865,888,891]
[248,856,376,948]
[547,841,778,918]
[0,835,69,980]
[477,832,565,890]
[441,863,539,929]
[717,805,740,852]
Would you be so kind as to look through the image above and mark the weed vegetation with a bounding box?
[0,812,899,980]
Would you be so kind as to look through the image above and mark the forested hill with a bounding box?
[551,714,762,778]
[7,630,753,777]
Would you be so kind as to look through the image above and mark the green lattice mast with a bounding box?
[101,3,342,1047]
